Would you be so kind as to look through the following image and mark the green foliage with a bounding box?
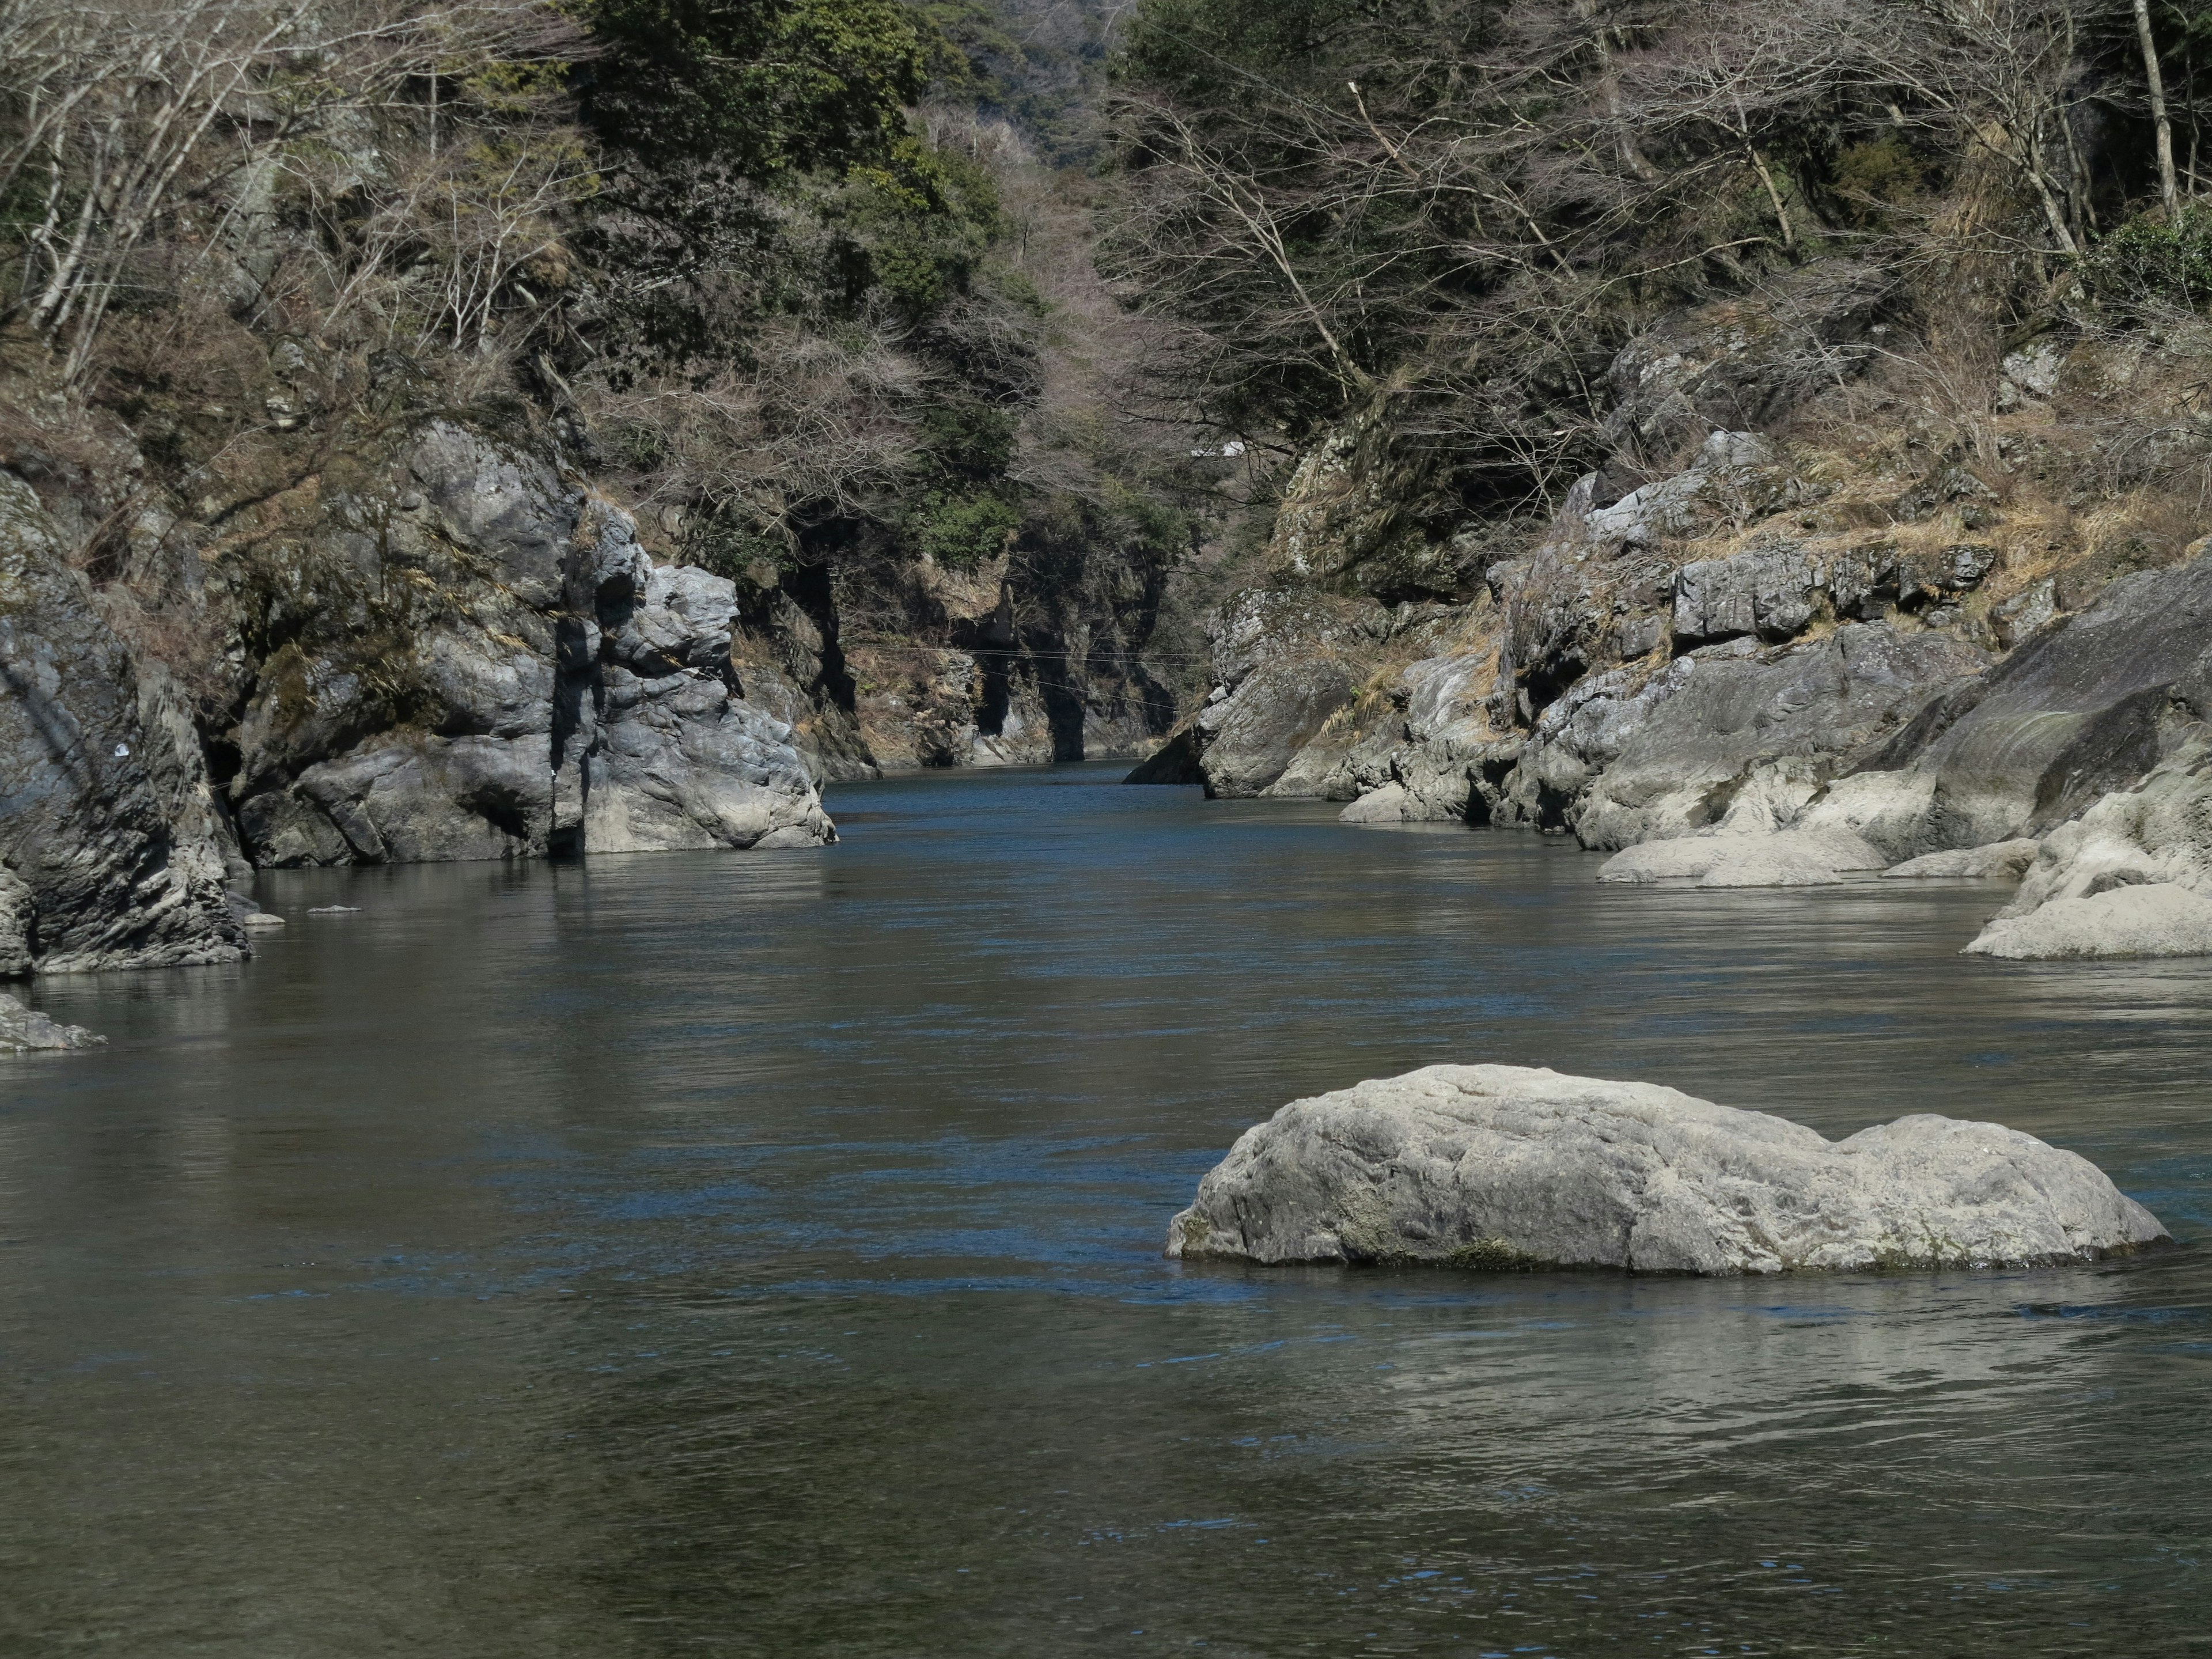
[916,397,1018,482]
[916,490,1021,566]
[1831,136,1928,227]
[2081,205,2212,310]
[581,0,929,173]
[918,0,1115,162]
[835,139,1002,313]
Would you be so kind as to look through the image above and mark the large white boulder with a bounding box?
[1166,1065,2166,1275]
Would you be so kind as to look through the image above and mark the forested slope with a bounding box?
[1109,0,2212,959]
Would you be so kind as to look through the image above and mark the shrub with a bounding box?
[2080,206,2212,312]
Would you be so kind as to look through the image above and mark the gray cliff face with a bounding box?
[1166,1065,2167,1275]
[1157,589,1393,800]
[0,474,244,975]
[1511,625,1989,850]
[1843,552,2212,854]
[221,422,833,868]
[0,419,836,976]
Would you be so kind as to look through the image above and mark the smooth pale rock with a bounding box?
[1884,839,2040,880]
[1965,884,2212,960]
[1597,828,1885,885]
[0,991,105,1052]
[1694,843,1843,887]
[1339,782,1414,823]
[306,905,360,914]
[242,912,287,928]
[1965,748,2212,957]
[1165,1065,2168,1274]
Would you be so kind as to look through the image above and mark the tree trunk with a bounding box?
[2137,0,2180,213]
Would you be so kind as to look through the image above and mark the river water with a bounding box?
[3,764,2207,1657]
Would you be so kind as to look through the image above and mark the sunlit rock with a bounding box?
[1167,1065,2166,1275]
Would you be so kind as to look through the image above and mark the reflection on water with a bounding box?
[2,764,2207,1656]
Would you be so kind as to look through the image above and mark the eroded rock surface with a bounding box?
[0,474,244,974]
[1166,1065,2166,1274]
[1884,840,2040,880]
[1964,745,2212,957]
[222,423,834,866]
[1597,828,1887,887]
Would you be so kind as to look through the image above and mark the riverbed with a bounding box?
[3,764,2206,1655]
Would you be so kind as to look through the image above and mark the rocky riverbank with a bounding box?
[1130,264,2212,958]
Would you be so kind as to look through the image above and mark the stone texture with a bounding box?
[0,473,245,974]
[1597,828,1886,885]
[1961,745,2212,957]
[1966,884,2212,960]
[222,423,834,866]
[1884,840,2041,880]
[0,989,104,1052]
[1836,546,2212,857]
[1511,626,1988,850]
[1166,1064,2168,1274]
[1159,589,1389,799]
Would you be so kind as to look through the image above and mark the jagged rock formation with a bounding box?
[0,474,244,974]
[0,416,841,974]
[1166,1064,2168,1274]
[215,421,834,866]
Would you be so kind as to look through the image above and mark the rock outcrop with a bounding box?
[0,474,244,975]
[1,418,840,975]
[1162,589,1391,798]
[1963,744,2212,957]
[1166,1065,2168,1274]
[216,422,834,865]
[0,990,104,1051]
[1510,625,1990,849]
[1805,547,2212,861]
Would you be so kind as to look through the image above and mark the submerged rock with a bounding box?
[0,991,104,1052]
[1166,1065,2166,1275]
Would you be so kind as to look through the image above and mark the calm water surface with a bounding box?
[3,765,2208,1657]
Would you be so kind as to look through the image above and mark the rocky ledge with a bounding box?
[1166,1064,2166,1275]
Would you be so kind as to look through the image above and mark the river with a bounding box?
[3,763,2207,1656]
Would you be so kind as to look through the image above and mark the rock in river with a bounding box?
[0,991,104,1053]
[1165,1065,2166,1275]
